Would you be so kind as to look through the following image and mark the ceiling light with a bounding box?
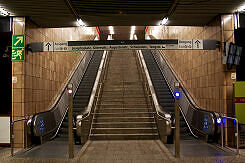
[160,17,168,26]
[0,7,10,16]
[237,4,245,12]
[77,18,85,26]
[134,34,138,40]
[130,26,136,40]
[107,34,113,40]
[130,26,136,35]
[109,26,114,34]
[130,34,134,40]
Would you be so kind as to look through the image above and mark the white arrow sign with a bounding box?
[193,39,203,49]
[43,42,54,52]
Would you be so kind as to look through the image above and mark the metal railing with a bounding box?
[220,116,239,154]
[136,50,172,141]
[11,117,28,156]
[75,50,109,142]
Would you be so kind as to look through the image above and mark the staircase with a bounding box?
[90,50,158,140]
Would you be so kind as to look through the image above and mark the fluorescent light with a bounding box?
[77,18,85,26]
[130,34,134,40]
[146,35,151,40]
[108,26,114,34]
[134,34,138,40]
[130,26,136,40]
[0,7,9,16]
[160,17,168,26]
[107,34,113,40]
[237,4,245,12]
[94,36,99,40]
[130,26,136,35]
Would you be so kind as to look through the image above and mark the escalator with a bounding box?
[140,49,236,156]
[142,50,192,140]
[13,51,104,158]
[56,51,104,142]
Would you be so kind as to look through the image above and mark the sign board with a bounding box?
[234,81,245,124]
[193,39,203,49]
[178,40,192,49]
[43,42,54,52]
[12,34,25,61]
[29,39,217,52]
[231,73,236,80]
[12,76,17,84]
[54,42,68,51]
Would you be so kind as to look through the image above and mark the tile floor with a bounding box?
[0,140,245,163]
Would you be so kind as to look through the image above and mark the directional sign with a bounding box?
[12,35,25,61]
[28,39,217,52]
[193,39,203,49]
[178,40,192,49]
[43,42,54,52]
[54,42,68,51]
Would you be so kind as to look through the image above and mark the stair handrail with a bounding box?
[75,50,108,125]
[137,50,172,122]
[220,115,239,155]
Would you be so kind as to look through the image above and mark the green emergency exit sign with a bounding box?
[12,34,25,61]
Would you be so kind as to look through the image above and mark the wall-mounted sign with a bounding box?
[30,39,217,52]
[12,34,25,61]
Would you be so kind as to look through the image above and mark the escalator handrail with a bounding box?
[154,50,217,116]
[137,50,172,122]
[76,50,108,123]
[29,51,94,138]
[152,49,218,136]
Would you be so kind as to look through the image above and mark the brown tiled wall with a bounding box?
[12,18,99,147]
[147,16,235,115]
[147,15,237,146]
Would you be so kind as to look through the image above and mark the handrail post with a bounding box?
[67,83,74,159]
[174,82,180,158]
[10,121,14,157]
[221,116,239,155]
[221,119,224,148]
[236,120,239,154]
[10,118,28,156]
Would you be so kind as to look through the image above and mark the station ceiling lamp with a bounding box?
[130,26,136,40]
[237,3,245,12]
[0,6,10,16]
[109,26,114,34]
[77,18,85,26]
[160,17,168,26]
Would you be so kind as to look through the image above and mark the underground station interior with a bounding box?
[0,0,245,162]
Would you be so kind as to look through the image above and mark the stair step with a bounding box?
[92,122,157,128]
[97,108,153,113]
[97,104,150,108]
[91,128,157,134]
[94,117,155,123]
[93,112,155,118]
[90,133,159,140]
[99,101,148,105]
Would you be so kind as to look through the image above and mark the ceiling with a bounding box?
[1,0,244,27]
[0,0,244,39]
[99,26,145,40]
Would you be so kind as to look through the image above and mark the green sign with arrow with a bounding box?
[12,34,25,61]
